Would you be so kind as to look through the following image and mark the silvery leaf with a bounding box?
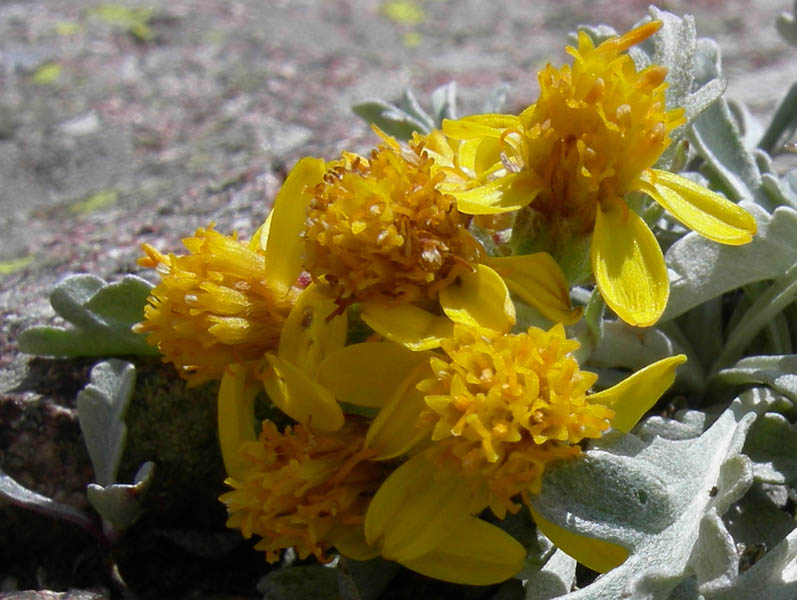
[741,412,797,485]
[0,466,96,534]
[714,355,797,404]
[17,274,157,357]
[351,99,430,141]
[530,400,755,599]
[710,528,797,600]
[431,81,458,124]
[86,461,155,532]
[588,320,704,391]
[685,35,768,208]
[663,204,797,320]
[523,549,577,600]
[77,359,136,487]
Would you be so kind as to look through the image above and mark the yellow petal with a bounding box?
[447,172,542,215]
[263,353,344,431]
[217,364,258,480]
[439,264,516,331]
[591,202,669,327]
[530,505,629,574]
[589,354,686,433]
[318,342,432,408]
[472,136,504,175]
[442,114,522,140]
[643,170,757,245]
[248,209,273,253]
[279,283,347,378]
[400,516,526,585]
[365,363,434,459]
[485,254,583,325]
[331,526,381,562]
[361,301,453,351]
[364,453,472,561]
[265,157,326,296]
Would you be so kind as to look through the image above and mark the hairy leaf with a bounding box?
[663,204,797,320]
[86,461,155,532]
[529,399,756,598]
[523,549,577,600]
[17,274,157,357]
[714,355,797,404]
[742,412,797,485]
[351,99,430,141]
[648,8,726,132]
[588,320,704,391]
[0,466,96,534]
[77,359,136,487]
[711,528,797,600]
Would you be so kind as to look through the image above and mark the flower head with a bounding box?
[303,136,484,309]
[441,21,757,326]
[325,324,686,571]
[135,225,294,386]
[417,323,613,515]
[218,359,526,585]
[220,419,386,563]
[272,137,580,352]
[520,21,682,231]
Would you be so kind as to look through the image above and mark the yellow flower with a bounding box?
[441,21,757,326]
[318,322,686,574]
[217,359,527,585]
[417,323,613,516]
[135,224,294,386]
[137,166,348,431]
[303,140,484,309]
[220,418,386,563]
[272,136,580,351]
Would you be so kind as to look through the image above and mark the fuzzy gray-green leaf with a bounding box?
[77,359,136,487]
[664,204,797,320]
[431,81,457,124]
[648,8,726,134]
[523,549,577,600]
[710,528,797,600]
[685,34,768,207]
[481,82,510,114]
[0,465,96,533]
[710,265,797,373]
[742,412,797,485]
[588,320,704,391]
[86,461,155,531]
[690,98,764,205]
[351,99,430,141]
[17,274,157,357]
[400,88,435,131]
[714,355,797,403]
[531,401,755,599]
[49,274,106,330]
[85,275,155,325]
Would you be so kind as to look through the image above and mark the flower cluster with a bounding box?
[136,20,755,586]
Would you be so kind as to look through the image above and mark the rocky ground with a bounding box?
[0,1,794,598]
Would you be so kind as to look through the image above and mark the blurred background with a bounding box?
[0,0,792,281]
